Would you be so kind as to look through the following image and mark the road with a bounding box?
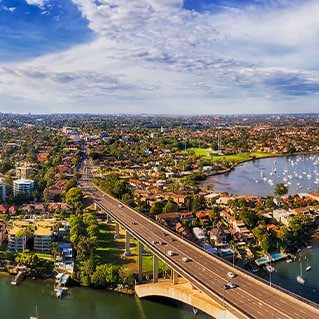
[79,163,319,319]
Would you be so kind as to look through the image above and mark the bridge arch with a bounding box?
[135,280,239,319]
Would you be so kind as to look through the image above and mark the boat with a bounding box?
[30,305,39,319]
[54,286,68,298]
[307,245,312,249]
[297,258,305,285]
[297,275,305,285]
[286,259,292,263]
[193,307,198,314]
[306,266,312,272]
[265,265,275,273]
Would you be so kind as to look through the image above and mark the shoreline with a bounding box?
[200,151,319,191]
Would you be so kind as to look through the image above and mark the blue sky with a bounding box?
[0,0,319,114]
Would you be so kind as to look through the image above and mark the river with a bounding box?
[0,276,210,319]
[258,242,319,304]
[2,241,319,319]
[202,154,319,196]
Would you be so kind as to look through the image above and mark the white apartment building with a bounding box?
[13,179,35,197]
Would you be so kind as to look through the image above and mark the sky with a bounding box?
[1,0,319,114]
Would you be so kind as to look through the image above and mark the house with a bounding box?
[192,227,207,241]
[175,222,191,239]
[272,209,293,226]
[8,205,18,215]
[210,227,227,245]
[34,203,46,214]
[156,212,180,227]
[0,204,8,214]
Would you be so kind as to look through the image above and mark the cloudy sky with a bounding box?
[1,0,319,114]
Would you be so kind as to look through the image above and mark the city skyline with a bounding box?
[1,0,319,114]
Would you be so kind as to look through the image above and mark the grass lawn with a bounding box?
[210,152,273,163]
[95,223,168,274]
[185,147,215,157]
[185,148,273,163]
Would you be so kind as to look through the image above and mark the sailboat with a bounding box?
[306,256,312,272]
[30,305,39,319]
[297,258,305,285]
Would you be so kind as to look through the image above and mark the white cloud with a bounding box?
[2,0,319,113]
[25,0,46,7]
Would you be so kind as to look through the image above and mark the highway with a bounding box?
[79,163,319,319]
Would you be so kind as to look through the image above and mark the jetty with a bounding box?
[11,271,25,286]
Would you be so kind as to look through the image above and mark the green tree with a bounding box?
[91,264,119,287]
[65,187,84,210]
[288,215,312,242]
[163,200,177,213]
[274,183,288,196]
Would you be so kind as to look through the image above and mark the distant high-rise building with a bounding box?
[16,163,33,179]
[13,179,35,197]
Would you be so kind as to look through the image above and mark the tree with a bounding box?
[121,193,134,207]
[163,200,177,213]
[288,215,312,242]
[150,201,165,215]
[191,197,200,213]
[91,264,119,287]
[65,187,84,210]
[274,183,288,196]
[240,211,260,229]
[43,188,50,203]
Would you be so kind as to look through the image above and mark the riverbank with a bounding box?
[201,150,319,182]
[200,152,319,196]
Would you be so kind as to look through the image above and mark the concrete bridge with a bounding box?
[135,280,238,319]
[79,166,319,319]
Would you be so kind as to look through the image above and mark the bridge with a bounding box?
[79,163,319,319]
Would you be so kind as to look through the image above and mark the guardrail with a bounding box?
[95,200,252,319]
[88,181,319,310]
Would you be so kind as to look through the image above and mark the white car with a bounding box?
[227,272,236,278]
[118,204,123,208]
[182,256,191,262]
[167,250,176,256]
[223,282,238,290]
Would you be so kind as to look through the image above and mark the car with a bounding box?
[132,221,138,225]
[167,250,176,256]
[227,272,236,278]
[223,282,238,290]
[182,256,191,262]
[158,241,165,245]
[118,204,123,208]
[151,240,158,245]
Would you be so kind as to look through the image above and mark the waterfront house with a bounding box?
[34,227,53,253]
[272,209,293,226]
[8,227,27,252]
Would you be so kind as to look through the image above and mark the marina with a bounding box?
[203,154,319,196]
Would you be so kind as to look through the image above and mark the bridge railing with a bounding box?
[152,216,319,309]
[91,183,319,310]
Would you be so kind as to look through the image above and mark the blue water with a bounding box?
[258,242,319,304]
[270,252,286,260]
[203,154,319,196]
